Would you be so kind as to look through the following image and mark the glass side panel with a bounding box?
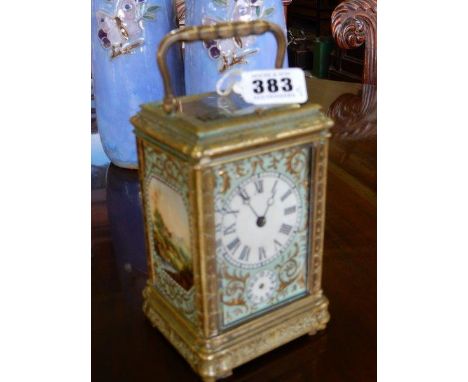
[141,144,197,325]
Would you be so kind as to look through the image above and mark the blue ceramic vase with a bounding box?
[92,0,183,169]
[184,0,288,95]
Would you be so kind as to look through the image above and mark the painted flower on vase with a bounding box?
[203,0,275,72]
[96,0,161,59]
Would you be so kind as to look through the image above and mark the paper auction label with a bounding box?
[239,68,308,105]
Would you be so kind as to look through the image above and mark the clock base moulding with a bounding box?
[142,283,330,381]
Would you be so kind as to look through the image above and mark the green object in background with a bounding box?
[313,37,334,78]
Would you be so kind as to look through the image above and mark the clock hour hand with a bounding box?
[247,202,260,218]
[238,187,260,218]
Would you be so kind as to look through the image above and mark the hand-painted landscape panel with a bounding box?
[148,178,193,290]
[142,144,197,324]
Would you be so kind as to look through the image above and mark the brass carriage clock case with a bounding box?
[132,21,333,382]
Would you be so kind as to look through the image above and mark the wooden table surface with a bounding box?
[92,77,376,382]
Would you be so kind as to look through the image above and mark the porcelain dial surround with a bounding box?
[217,171,302,270]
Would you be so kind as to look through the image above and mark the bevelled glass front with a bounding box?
[213,145,314,328]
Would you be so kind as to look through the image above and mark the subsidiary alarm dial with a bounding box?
[246,270,279,305]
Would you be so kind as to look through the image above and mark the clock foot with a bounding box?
[308,328,317,336]
[201,370,233,381]
[218,370,233,379]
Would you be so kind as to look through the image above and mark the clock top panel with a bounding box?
[132,93,332,160]
[213,145,313,328]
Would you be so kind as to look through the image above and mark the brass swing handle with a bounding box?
[157,20,287,114]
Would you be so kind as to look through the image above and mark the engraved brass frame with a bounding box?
[137,129,330,381]
[134,19,332,382]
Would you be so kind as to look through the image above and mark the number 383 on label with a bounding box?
[241,68,308,106]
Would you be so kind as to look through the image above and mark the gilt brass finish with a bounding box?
[134,113,332,380]
[133,20,332,382]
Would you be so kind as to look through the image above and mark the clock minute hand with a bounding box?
[262,179,278,218]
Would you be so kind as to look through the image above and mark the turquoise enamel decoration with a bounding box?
[214,146,311,327]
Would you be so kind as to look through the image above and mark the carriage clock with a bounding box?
[132,20,333,382]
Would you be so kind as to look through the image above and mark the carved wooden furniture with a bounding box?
[328,84,376,139]
[306,75,376,140]
[283,0,293,21]
[175,0,185,27]
[331,0,377,84]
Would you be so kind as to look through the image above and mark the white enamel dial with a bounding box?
[246,270,279,305]
[216,172,302,269]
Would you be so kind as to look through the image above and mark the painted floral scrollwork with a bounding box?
[285,147,308,179]
[217,150,292,194]
[144,145,188,202]
[217,170,231,194]
[163,156,183,185]
[156,268,197,320]
[220,266,249,309]
[215,146,310,325]
[275,243,303,294]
